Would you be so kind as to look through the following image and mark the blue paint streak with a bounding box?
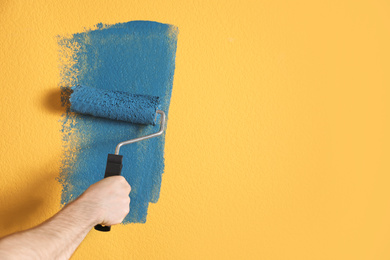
[59,21,178,223]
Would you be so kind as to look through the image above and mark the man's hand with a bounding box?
[78,176,131,226]
[0,176,132,260]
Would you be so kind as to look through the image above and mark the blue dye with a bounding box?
[59,21,178,223]
[70,85,160,125]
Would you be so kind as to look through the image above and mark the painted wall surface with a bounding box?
[0,0,389,259]
[58,21,178,224]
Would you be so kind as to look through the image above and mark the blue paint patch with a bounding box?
[58,21,178,223]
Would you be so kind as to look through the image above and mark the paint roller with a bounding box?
[69,85,166,232]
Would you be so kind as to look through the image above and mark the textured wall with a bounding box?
[0,0,390,259]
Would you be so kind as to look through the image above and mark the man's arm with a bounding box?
[0,176,131,260]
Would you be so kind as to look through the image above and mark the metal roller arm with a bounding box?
[114,110,166,155]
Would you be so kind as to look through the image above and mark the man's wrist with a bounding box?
[68,196,104,228]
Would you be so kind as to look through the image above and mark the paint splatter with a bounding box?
[58,21,178,223]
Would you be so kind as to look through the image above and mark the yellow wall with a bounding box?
[0,0,389,259]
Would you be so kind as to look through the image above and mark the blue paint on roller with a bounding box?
[70,85,160,125]
[58,21,178,223]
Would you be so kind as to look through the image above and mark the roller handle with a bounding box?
[94,154,123,232]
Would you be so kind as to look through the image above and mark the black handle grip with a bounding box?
[94,154,123,232]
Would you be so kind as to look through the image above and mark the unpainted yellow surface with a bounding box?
[0,0,389,259]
